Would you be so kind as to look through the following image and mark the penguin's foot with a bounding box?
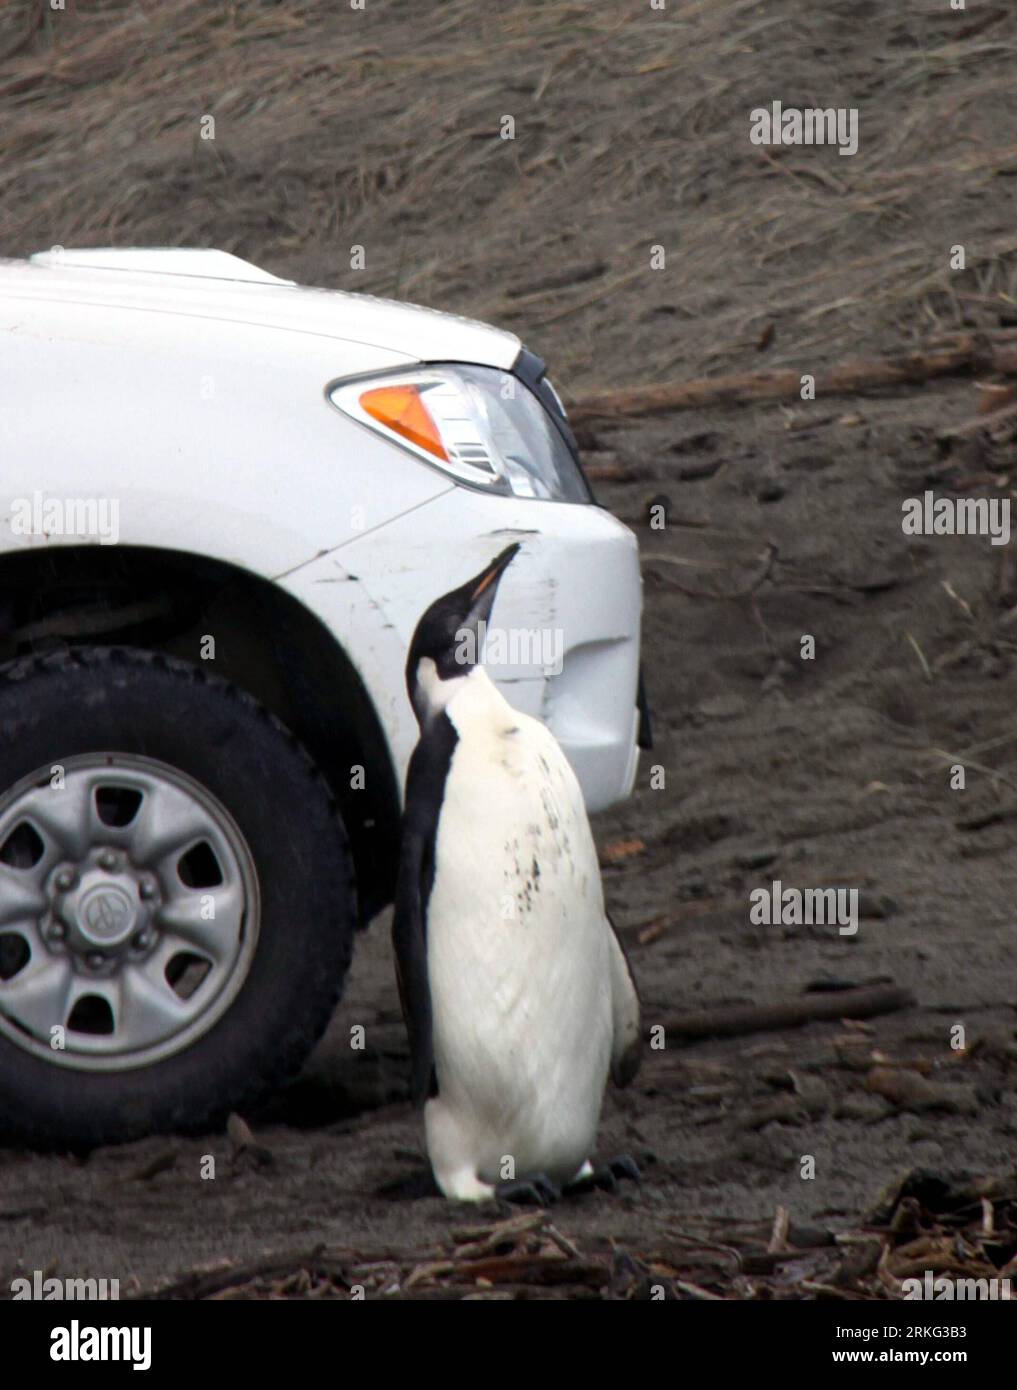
[563,1153,642,1196]
[604,1153,642,1186]
[494,1174,561,1207]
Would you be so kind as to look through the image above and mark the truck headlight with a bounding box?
[329,364,591,503]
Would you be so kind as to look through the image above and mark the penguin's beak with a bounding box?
[451,542,520,663]
[467,543,520,610]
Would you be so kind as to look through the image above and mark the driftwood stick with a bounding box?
[939,399,1017,441]
[659,984,914,1042]
[571,339,1017,422]
[131,1246,390,1300]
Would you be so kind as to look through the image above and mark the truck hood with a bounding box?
[0,248,522,370]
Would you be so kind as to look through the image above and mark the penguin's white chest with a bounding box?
[425,678,612,1185]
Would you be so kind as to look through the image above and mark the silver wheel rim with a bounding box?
[0,753,260,1072]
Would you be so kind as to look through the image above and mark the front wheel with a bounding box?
[0,647,355,1148]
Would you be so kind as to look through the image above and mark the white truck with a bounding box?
[0,247,645,1146]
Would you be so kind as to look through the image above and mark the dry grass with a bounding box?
[1,0,1016,396]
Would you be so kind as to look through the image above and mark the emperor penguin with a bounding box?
[393,543,642,1203]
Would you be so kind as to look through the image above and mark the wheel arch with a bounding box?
[0,544,402,923]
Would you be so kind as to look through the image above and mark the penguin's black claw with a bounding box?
[563,1154,642,1197]
[562,1169,603,1196]
[495,1174,560,1207]
[606,1153,642,1185]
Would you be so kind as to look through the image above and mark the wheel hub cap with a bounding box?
[58,863,147,952]
[0,754,260,1071]
[78,882,137,945]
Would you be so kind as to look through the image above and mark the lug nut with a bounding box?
[48,920,67,941]
[86,952,106,970]
[138,877,158,901]
[54,868,76,892]
[97,849,118,871]
[132,930,152,950]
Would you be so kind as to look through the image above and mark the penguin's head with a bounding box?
[406,543,520,725]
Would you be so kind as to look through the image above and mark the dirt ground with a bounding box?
[2,1,1017,1297]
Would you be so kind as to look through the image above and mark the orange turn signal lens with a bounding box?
[358,384,449,461]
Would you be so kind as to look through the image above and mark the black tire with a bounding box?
[0,646,355,1149]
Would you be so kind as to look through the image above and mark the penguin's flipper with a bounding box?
[392,716,459,1106]
[392,817,435,1106]
[606,913,642,1087]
